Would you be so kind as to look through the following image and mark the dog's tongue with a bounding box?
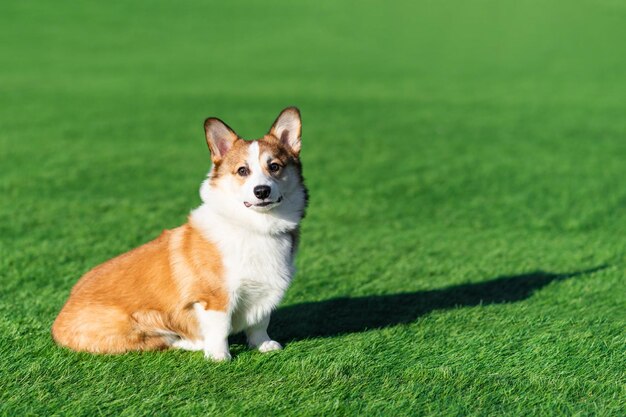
[244,202,252,207]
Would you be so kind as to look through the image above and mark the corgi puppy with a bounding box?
[52,107,308,361]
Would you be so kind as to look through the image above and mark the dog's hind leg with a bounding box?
[52,305,170,353]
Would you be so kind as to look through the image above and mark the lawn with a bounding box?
[1,0,625,415]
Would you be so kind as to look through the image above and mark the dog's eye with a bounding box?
[269,163,281,173]
[237,167,249,176]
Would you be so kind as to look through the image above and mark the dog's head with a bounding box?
[199,107,307,228]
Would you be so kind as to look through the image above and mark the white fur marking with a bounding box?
[172,338,204,351]
[192,206,294,332]
[243,141,279,205]
[258,340,283,353]
[245,315,283,352]
[193,304,231,361]
[248,141,262,175]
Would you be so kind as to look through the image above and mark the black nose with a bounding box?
[253,185,271,199]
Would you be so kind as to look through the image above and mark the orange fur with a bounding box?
[52,221,227,354]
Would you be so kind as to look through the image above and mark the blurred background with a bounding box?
[1,0,625,415]
[3,0,625,283]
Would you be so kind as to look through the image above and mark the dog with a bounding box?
[52,107,308,361]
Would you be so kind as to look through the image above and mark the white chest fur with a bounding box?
[221,230,294,332]
[190,204,295,334]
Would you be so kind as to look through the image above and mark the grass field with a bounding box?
[1,0,625,415]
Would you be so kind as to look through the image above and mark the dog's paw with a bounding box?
[204,349,232,362]
[258,340,282,353]
[172,338,204,351]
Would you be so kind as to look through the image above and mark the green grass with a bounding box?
[1,0,625,415]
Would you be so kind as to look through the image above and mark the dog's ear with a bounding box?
[204,118,238,163]
[269,107,301,157]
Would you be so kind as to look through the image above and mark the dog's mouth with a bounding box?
[244,196,283,208]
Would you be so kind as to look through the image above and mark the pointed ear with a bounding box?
[269,107,301,156]
[204,118,238,163]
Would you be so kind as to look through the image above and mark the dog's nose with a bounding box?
[253,185,271,199]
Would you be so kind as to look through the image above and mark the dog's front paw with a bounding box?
[258,340,282,353]
[204,349,232,362]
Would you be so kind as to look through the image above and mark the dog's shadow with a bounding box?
[266,266,606,342]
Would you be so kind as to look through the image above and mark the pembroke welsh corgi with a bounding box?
[52,107,308,361]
